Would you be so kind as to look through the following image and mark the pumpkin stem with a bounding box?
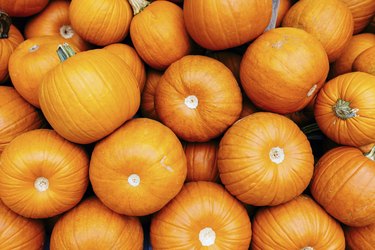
[57,43,76,62]
[199,227,216,246]
[333,99,358,120]
[364,145,375,161]
[128,0,150,15]
[0,11,11,39]
[265,0,281,31]
[301,247,314,250]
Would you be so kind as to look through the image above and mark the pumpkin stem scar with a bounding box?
[60,25,74,39]
[199,227,216,246]
[364,145,375,161]
[128,0,150,15]
[0,11,11,39]
[301,247,314,250]
[34,177,49,192]
[269,147,285,164]
[128,174,141,187]
[184,95,198,109]
[333,99,358,120]
[56,43,76,62]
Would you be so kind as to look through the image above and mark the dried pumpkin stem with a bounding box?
[128,0,150,15]
[333,99,358,120]
[0,11,11,39]
[57,43,76,62]
[301,247,314,250]
[364,145,375,161]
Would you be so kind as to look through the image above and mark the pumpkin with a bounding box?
[240,96,259,118]
[140,69,163,120]
[150,181,252,249]
[315,72,375,147]
[183,0,272,50]
[103,43,146,92]
[9,36,80,107]
[207,51,242,83]
[240,27,329,114]
[282,0,353,62]
[0,129,89,218]
[332,33,375,76]
[0,86,44,154]
[50,197,143,250]
[183,140,219,182]
[89,118,187,216]
[39,44,140,144]
[352,46,375,75]
[0,0,48,17]
[69,0,132,46]
[0,12,24,83]
[345,223,375,250]
[129,0,191,70]
[218,112,314,206]
[252,195,345,249]
[0,199,45,250]
[340,0,375,34]
[275,0,293,27]
[24,0,90,51]
[310,146,375,227]
[155,55,242,142]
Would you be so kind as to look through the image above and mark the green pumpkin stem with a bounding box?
[0,11,11,39]
[364,145,375,161]
[57,43,76,62]
[333,99,358,120]
[128,0,150,15]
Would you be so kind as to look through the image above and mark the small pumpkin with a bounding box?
[345,223,375,250]
[89,118,187,216]
[340,0,375,34]
[0,0,48,17]
[0,129,89,218]
[252,195,345,249]
[150,181,252,249]
[140,69,163,120]
[352,46,375,75]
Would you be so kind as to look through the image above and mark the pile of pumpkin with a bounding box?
[1,0,375,249]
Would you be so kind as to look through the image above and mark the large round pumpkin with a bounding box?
[218,112,314,206]
[89,118,187,216]
[240,27,329,114]
[315,72,375,147]
[340,0,375,34]
[50,197,143,250]
[0,0,48,17]
[150,181,252,249]
[352,46,375,75]
[140,69,163,120]
[310,146,375,227]
[252,195,345,249]
[282,0,353,62]
[39,45,140,144]
[183,0,272,50]
[0,129,89,218]
[345,223,375,250]
[155,55,242,142]
[0,199,45,250]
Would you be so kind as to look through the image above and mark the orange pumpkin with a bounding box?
[183,0,272,50]
[315,72,375,147]
[129,0,191,70]
[0,129,89,218]
[240,96,259,118]
[340,0,375,34]
[352,46,375,75]
[345,223,375,250]
[282,0,353,62]
[140,69,163,120]
[150,181,252,249]
[275,0,293,27]
[0,12,24,83]
[218,112,314,206]
[252,195,345,249]
[0,86,44,154]
[0,199,45,250]
[0,0,48,17]
[103,43,146,92]
[311,146,375,227]
[90,118,187,216]
[240,27,329,114]
[9,36,80,107]
[39,45,140,144]
[69,0,132,46]
[50,197,143,250]
[155,55,242,142]
[24,0,90,51]
[207,51,242,83]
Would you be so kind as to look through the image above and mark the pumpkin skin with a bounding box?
[352,46,375,75]
[218,112,314,206]
[0,0,48,17]
[24,0,90,51]
[155,55,242,142]
[50,197,143,250]
[9,36,80,107]
[252,195,345,250]
[0,129,89,218]
[0,199,45,250]
[275,0,293,27]
[207,51,242,83]
[89,118,187,216]
[140,69,163,120]
[282,0,353,62]
[240,27,329,114]
[129,0,191,70]
[150,181,252,249]
[39,48,140,144]
[0,87,44,154]
[69,0,132,46]
[103,43,146,92]
[315,72,375,147]
[340,0,375,34]
[345,223,375,250]
[310,146,375,227]
[183,0,272,50]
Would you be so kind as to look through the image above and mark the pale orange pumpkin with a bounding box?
[0,0,48,17]
[340,0,375,34]
[0,129,89,218]
[90,118,187,216]
[352,46,375,75]
[150,181,252,249]
[140,69,163,121]
[345,223,375,250]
